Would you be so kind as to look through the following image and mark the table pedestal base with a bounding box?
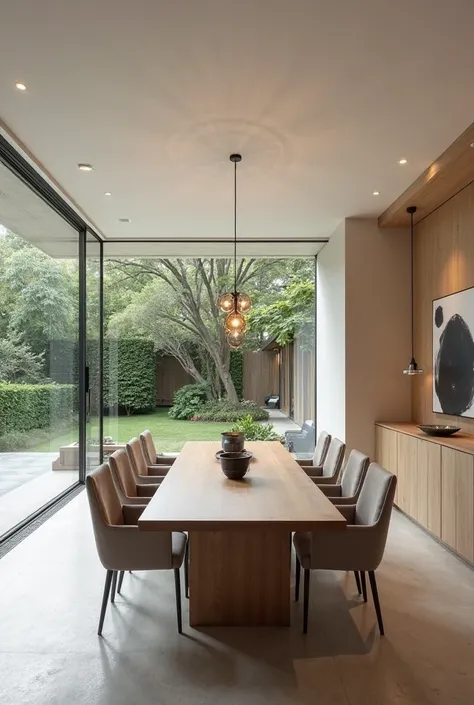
[189,529,290,626]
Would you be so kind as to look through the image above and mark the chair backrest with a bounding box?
[140,430,157,465]
[109,449,137,498]
[340,449,370,498]
[322,437,345,478]
[127,437,148,477]
[356,463,396,527]
[86,462,123,527]
[312,431,331,466]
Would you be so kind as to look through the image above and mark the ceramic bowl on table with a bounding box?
[219,451,252,480]
[221,431,245,453]
[417,425,461,437]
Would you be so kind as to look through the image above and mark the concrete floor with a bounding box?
[0,493,473,705]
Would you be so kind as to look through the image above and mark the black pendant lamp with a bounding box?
[403,205,423,375]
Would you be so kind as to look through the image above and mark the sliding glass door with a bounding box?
[85,232,103,474]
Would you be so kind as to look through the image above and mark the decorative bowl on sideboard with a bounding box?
[418,425,461,437]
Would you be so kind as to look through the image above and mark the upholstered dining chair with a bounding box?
[293,463,396,635]
[315,449,370,504]
[86,463,187,635]
[140,429,176,466]
[299,437,346,484]
[109,449,160,504]
[126,437,171,482]
[297,430,331,468]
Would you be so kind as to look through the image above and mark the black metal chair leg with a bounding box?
[117,571,125,594]
[174,568,183,634]
[303,569,310,634]
[368,571,385,636]
[110,571,118,603]
[98,570,113,636]
[184,542,189,599]
[354,571,362,595]
[360,571,367,602]
[295,554,301,602]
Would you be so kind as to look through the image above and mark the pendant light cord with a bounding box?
[234,159,237,294]
[410,208,414,359]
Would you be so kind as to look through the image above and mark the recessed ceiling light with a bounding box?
[373,191,380,196]
[398,158,408,165]
[104,192,112,196]
[119,218,131,223]
[15,82,27,91]
[77,163,94,171]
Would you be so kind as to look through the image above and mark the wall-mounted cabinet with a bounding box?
[375,423,474,564]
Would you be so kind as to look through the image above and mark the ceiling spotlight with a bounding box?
[15,82,27,91]
[470,142,474,148]
[119,218,131,223]
[104,192,112,196]
[398,158,408,165]
[373,191,380,196]
[77,163,94,171]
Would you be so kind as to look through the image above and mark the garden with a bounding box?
[0,229,315,455]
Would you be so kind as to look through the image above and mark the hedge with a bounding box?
[229,350,244,399]
[0,383,76,436]
[104,339,155,415]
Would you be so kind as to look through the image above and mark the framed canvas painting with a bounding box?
[433,287,474,418]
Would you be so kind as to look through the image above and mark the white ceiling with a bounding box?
[1,0,474,253]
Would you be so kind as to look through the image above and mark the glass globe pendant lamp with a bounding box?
[216,154,252,348]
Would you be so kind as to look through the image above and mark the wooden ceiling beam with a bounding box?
[378,121,474,228]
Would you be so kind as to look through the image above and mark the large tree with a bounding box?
[107,257,286,402]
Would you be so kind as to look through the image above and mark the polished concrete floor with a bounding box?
[0,493,473,705]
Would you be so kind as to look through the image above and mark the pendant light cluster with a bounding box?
[403,205,423,375]
[217,154,252,349]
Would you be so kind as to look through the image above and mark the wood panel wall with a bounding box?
[156,356,193,406]
[413,180,474,433]
[242,350,279,405]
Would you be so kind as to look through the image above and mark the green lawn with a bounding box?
[31,407,228,453]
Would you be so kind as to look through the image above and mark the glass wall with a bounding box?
[0,160,81,538]
[101,254,316,457]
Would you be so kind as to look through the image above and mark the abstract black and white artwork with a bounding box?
[433,287,474,418]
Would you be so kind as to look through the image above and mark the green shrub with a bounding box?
[231,414,283,441]
[192,399,269,423]
[168,383,210,420]
[229,350,244,399]
[0,383,76,436]
[105,339,156,415]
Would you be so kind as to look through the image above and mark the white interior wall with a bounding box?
[316,222,346,442]
[317,218,412,459]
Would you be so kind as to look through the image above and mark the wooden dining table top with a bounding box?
[138,440,347,532]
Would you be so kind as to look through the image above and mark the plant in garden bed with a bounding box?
[231,414,283,442]
[168,383,210,420]
[191,399,269,423]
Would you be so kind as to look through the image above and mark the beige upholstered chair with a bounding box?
[126,437,171,481]
[315,449,370,505]
[300,437,346,484]
[109,449,159,505]
[86,462,187,635]
[297,430,331,468]
[140,429,176,466]
[293,463,396,634]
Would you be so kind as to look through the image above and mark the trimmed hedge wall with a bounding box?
[229,350,244,400]
[105,339,156,415]
[0,383,76,436]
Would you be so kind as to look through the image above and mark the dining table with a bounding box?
[138,440,346,627]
